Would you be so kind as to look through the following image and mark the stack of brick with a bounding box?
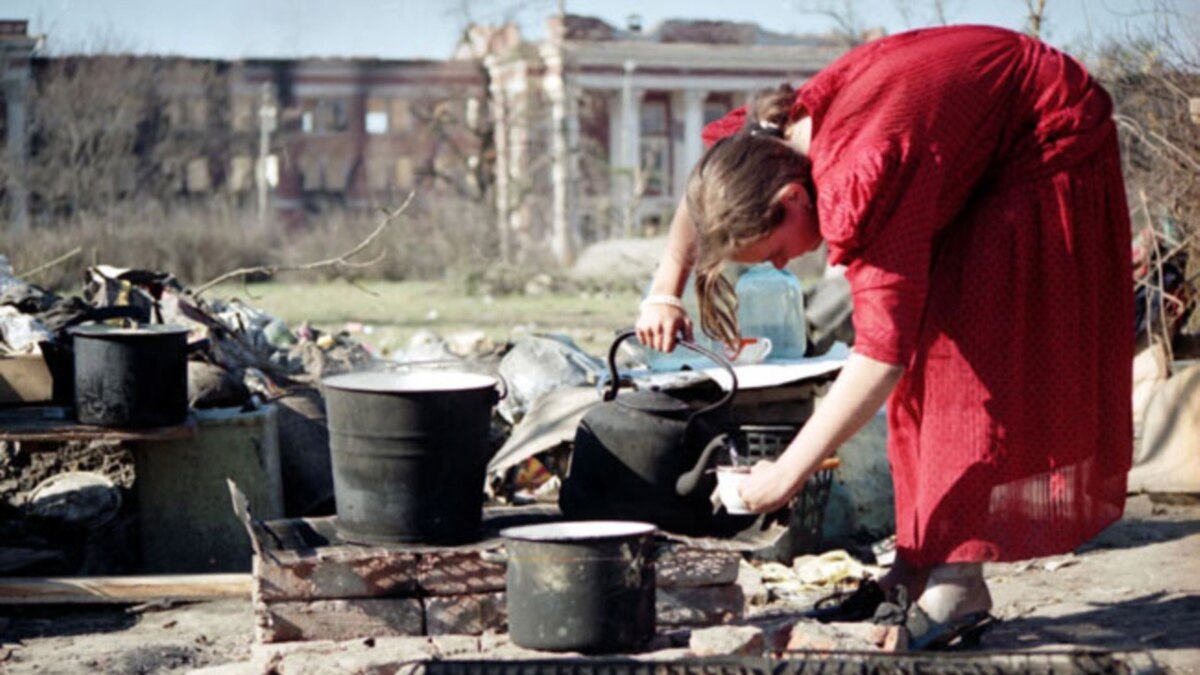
[250,516,747,644]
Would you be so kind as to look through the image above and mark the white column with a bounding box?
[675,88,707,203]
[545,48,577,266]
[619,60,642,237]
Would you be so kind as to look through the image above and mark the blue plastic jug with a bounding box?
[642,264,807,371]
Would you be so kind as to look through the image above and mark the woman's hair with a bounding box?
[687,84,815,347]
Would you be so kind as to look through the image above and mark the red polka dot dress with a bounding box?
[704,26,1132,565]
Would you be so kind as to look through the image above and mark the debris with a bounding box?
[496,334,604,424]
[25,471,121,529]
[0,306,53,354]
[162,620,178,629]
[1043,556,1079,572]
[792,549,872,587]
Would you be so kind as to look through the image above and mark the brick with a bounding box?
[254,547,419,602]
[655,546,741,588]
[257,598,424,643]
[424,592,507,635]
[782,621,905,653]
[657,584,745,627]
[689,624,766,657]
[416,549,506,596]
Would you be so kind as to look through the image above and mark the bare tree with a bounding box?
[791,0,869,46]
[1025,0,1048,40]
[893,0,958,29]
[1089,1,1200,354]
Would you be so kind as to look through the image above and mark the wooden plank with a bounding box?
[0,406,197,443]
[0,354,52,404]
[0,573,250,604]
[257,598,424,643]
[425,592,506,635]
[254,547,419,602]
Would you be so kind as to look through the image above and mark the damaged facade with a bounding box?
[1,15,846,255]
[477,15,845,263]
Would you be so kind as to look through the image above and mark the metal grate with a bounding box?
[424,652,1156,675]
[739,425,835,556]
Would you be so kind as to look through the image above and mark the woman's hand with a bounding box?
[635,303,693,353]
[737,459,802,513]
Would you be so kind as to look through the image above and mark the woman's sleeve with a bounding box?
[819,138,944,367]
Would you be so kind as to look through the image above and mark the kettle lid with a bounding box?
[616,389,694,416]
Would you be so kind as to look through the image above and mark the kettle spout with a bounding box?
[675,433,733,497]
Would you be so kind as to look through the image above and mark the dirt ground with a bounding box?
[1,494,1196,675]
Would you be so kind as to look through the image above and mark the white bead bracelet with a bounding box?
[640,294,685,311]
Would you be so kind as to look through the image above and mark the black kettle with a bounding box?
[560,329,739,535]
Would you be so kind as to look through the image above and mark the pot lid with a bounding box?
[323,370,497,393]
[501,520,656,542]
[69,324,190,338]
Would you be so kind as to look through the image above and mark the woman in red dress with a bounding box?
[636,25,1132,648]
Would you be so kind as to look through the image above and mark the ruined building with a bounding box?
[1,15,848,260]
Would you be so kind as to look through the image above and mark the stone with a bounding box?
[424,592,507,635]
[657,584,744,627]
[260,636,437,674]
[688,624,766,657]
[736,560,769,607]
[257,598,424,643]
[429,634,482,657]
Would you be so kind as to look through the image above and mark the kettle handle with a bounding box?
[604,329,738,414]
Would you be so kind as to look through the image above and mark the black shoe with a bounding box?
[807,578,887,623]
[903,605,999,651]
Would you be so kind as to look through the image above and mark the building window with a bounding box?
[703,95,733,126]
[232,95,256,132]
[391,99,411,132]
[299,98,350,134]
[327,100,349,132]
[639,96,670,196]
[366,98,389,135]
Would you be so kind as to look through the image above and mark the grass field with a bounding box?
[217,280,642,357]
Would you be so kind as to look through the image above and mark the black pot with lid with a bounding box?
[71,324,190,428]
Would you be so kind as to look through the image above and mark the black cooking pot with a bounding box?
[560,330,738,535]
[503,520,656,653]
[71,324,190,428]
[323,370,504,545]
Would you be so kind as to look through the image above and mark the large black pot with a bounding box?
[502,520,656,653]
[323,370,502,545]
[71,324,190,428]
[560,330,738,535]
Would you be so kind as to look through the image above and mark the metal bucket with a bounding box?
[502,520,657,653]
[71,324,190,427]
[322,370,501,545]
